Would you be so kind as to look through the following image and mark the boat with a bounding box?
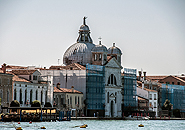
[41,126,46,129]
[80,124,88,128]
[138,124,144,127]
[125,115,149,120]
[16,127,22,130]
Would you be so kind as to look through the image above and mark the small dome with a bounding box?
[92,43,108,53]
[107,43,122,55]
[80,25,90,31]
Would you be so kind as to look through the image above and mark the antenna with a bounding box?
[58,59,60,65]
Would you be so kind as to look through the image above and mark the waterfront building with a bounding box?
[53,84,83,117]
[0,64,49,109]
[0,64,14,113]
[159,84,185,117]
[122,68,137,116]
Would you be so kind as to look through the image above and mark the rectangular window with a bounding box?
[149,94,152,100]
[178,82,180,85]
[70,96,72,105]
[154,102,156,107]
[172,82,174,85]
[33,75,37,80]
[7,91,9,102]
[61,98,63,105]
[154,94,156,100]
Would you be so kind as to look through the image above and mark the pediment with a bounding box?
[109,93,115,98]
[105,57,122,69]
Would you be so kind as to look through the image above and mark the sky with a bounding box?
[0,0,185,75]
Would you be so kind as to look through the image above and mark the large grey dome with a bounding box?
[63,42,95,65]
[107,43,122,55]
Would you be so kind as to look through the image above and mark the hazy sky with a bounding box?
[0,0,184,75]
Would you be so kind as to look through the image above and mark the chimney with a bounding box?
[57,83,60,89]
[138,71,142,81]
[71,86,74,93]
[143,72,146,80]
[142,81,144,90]
[2,63,6,74]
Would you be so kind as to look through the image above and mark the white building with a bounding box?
[11,69,48,107]
[137,85,158,116]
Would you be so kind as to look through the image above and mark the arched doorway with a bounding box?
[111,100,114,117]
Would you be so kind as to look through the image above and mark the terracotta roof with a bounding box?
[13,75,31,83]
[145,76,167,82]
[49,63,86,70]
[171,75,185,83]
[54,87,83,94]
[5,65,28,70]
[138,96,148,101]
[11,69,37,75]
[5,72,31,83]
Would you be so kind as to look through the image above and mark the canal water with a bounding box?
[0,120,185,130]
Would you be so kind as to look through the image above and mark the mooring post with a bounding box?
[20,110,22,121]
[41,109,42,121]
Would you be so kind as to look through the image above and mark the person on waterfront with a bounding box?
[94,112,95,117]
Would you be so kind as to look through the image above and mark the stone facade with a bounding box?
[0,73,13,113]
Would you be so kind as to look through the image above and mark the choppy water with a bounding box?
[0,120,185,130]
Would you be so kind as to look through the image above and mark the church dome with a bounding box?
[63,42,95,63]
[63,17,95,65]
[91,41,108,53]
[107,43,122,55]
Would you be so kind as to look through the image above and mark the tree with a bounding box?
[10,100,20,107]
[31,100,41,107]
[162,99,172,111]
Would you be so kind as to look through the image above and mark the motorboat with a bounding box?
[125,115,149,120]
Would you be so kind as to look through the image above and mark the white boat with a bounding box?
[124,115,149,120]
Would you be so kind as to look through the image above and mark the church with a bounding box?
[41,17,123,117]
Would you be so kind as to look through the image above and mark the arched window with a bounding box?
[41,91,43,104]
[25,89,27,104]
[108,74,117,85]
[115,92,117,103]
[94,54,97,61]
[7,91,9,102]
[36,90,38,100]
[45,91,47,103]
[14,89,16,100]
[75,96,77,104]
[20,89,22,104]
[107,92,109,103]
[99,54,102,60]
[30,90,32,103]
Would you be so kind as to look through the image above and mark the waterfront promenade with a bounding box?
[71,116,185,120]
